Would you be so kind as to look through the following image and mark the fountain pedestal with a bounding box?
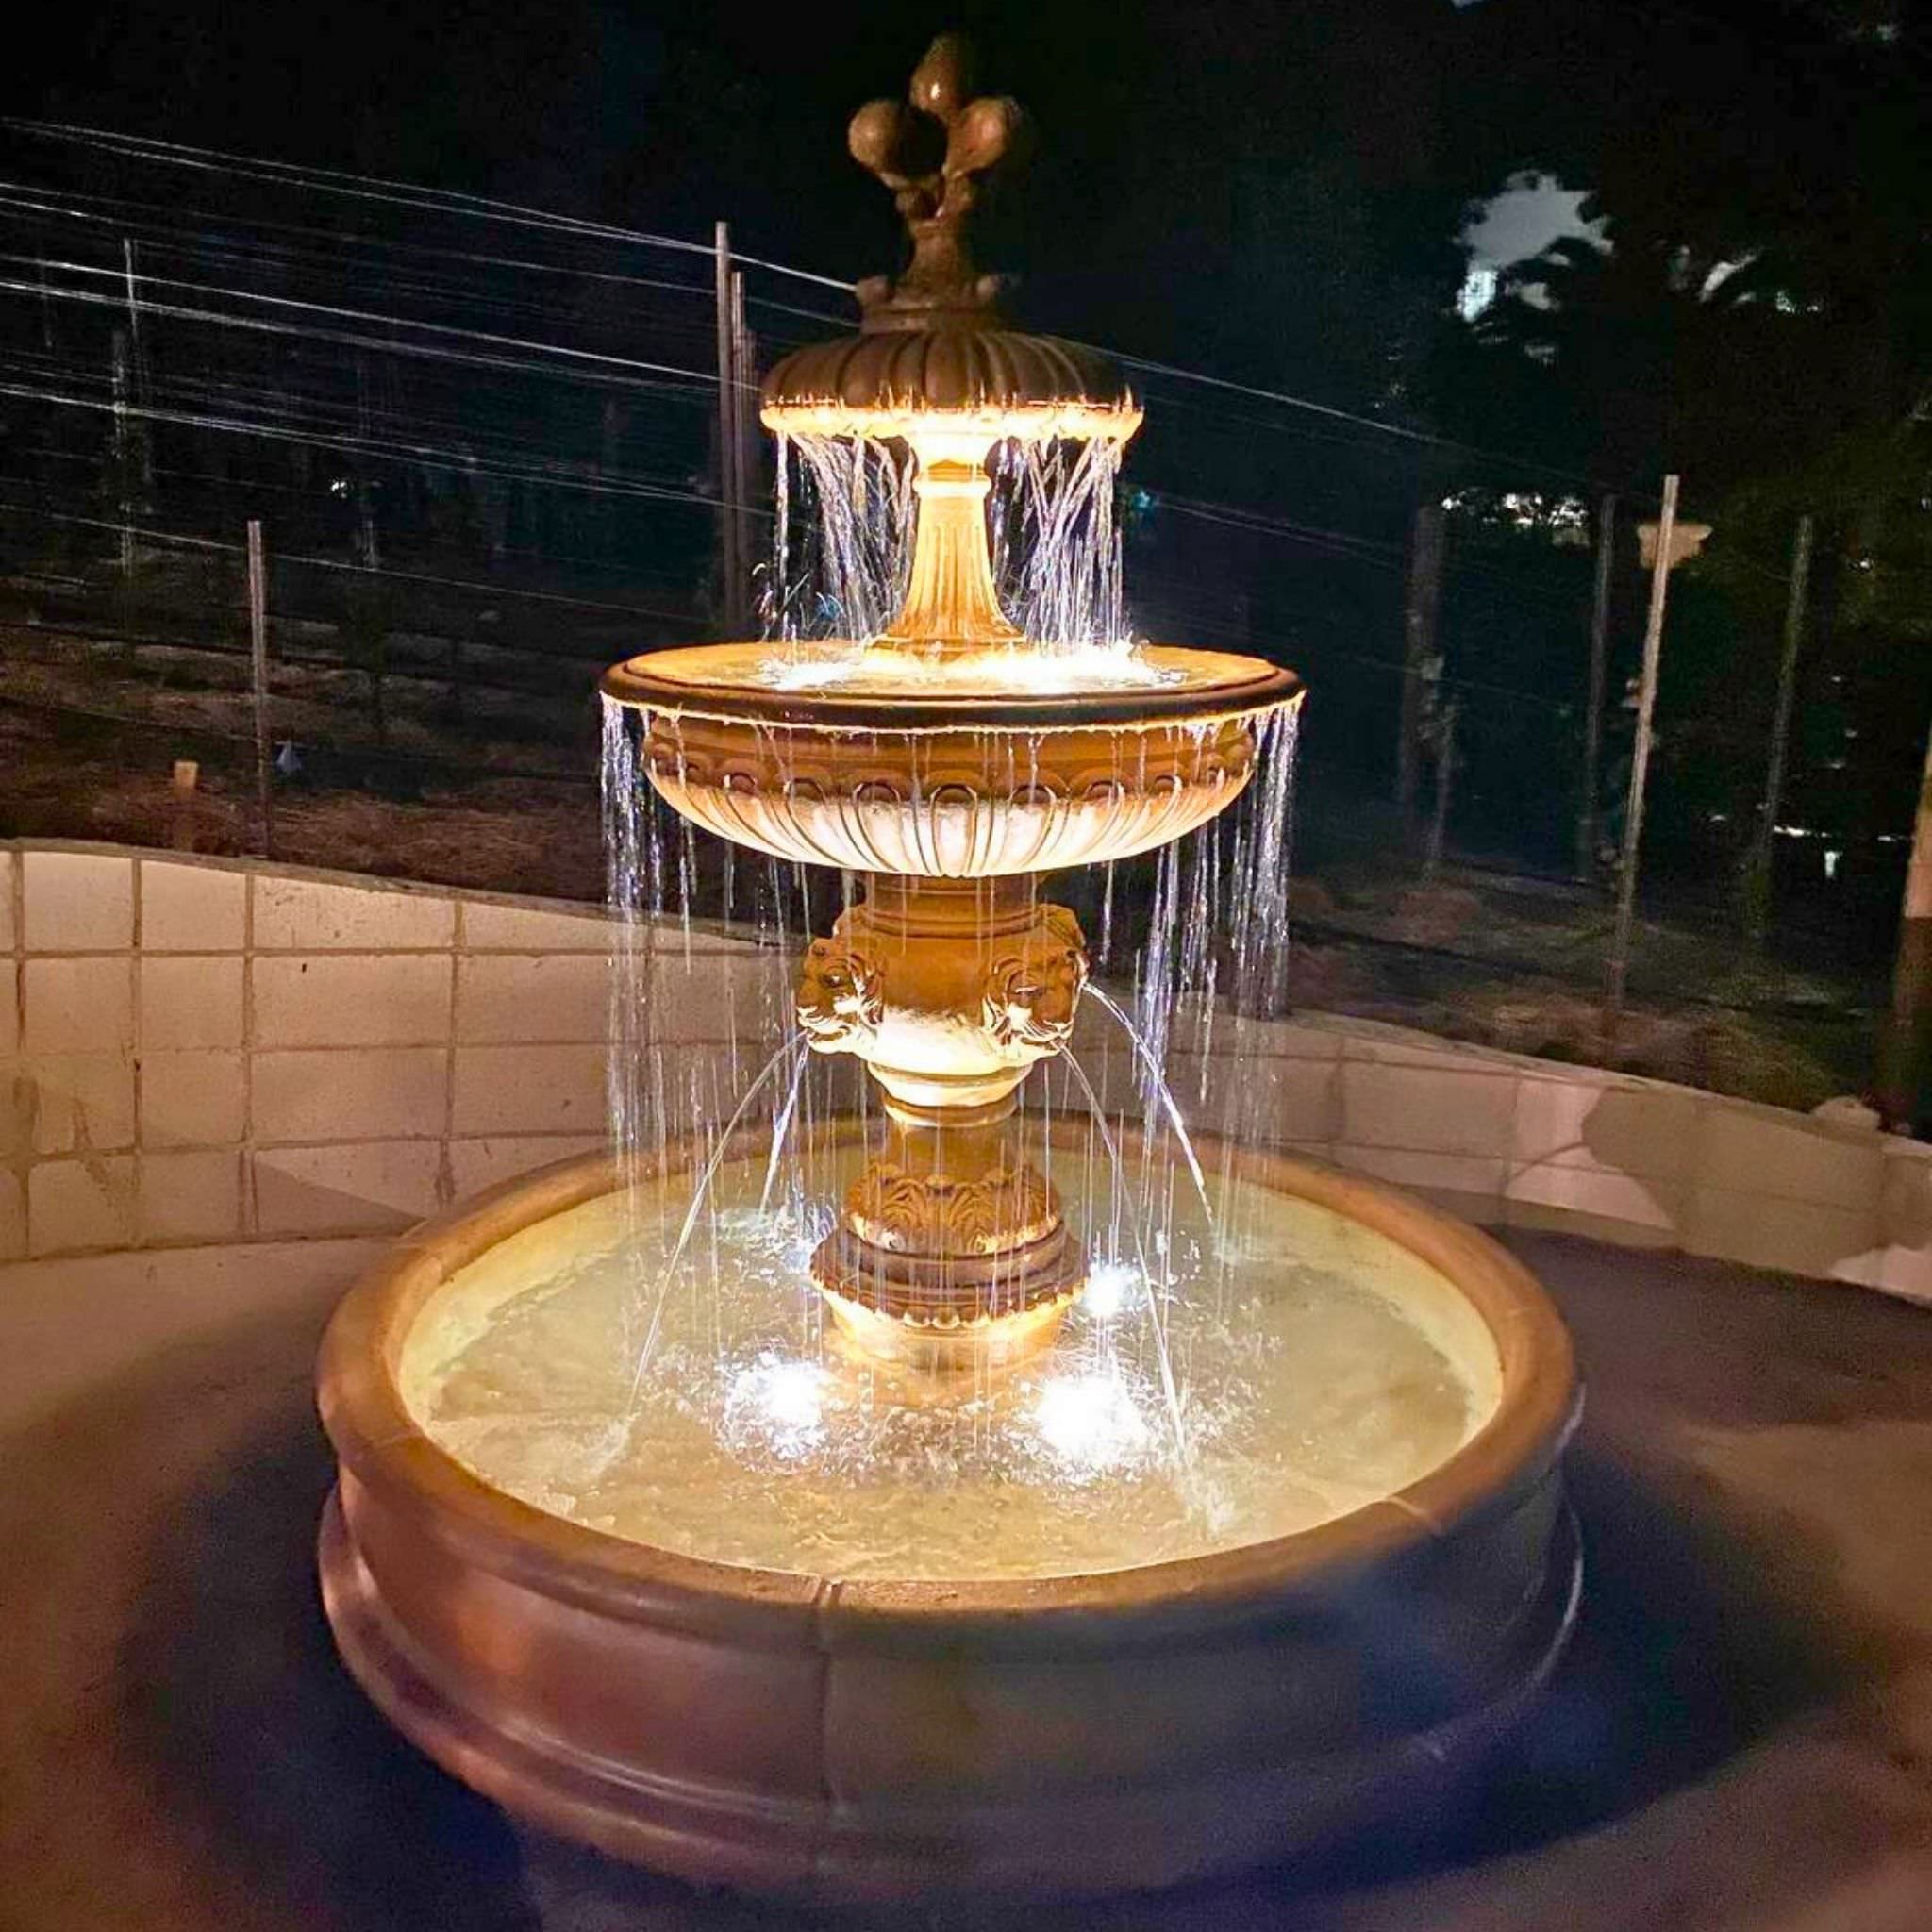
[799,874,1087,1365]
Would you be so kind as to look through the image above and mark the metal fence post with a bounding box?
[1607,474,1680,1024]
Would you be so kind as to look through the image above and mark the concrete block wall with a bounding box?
[1066,1003,1932,1305]
[1,843,787,1260]
[4,839,1929,1307]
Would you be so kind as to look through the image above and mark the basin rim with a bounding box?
[317,1125,1578,1655]
[599,644,1301,736]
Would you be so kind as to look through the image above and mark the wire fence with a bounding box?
[0,119,1900,1109]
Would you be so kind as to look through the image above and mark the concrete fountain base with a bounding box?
[5,1230,1932,1929]
[314,1145,1578,1901]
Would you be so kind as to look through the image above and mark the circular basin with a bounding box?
[600,641,1300,874]
[316,1131,1579,1901]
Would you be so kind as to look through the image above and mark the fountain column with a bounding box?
[878,444,1021,657]
[798,874,1088,1366]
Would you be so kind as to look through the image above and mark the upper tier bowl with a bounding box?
[601,641,1299,876]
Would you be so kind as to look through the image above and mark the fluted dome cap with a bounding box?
[760,327,1136,441]
[756,37,1140,445]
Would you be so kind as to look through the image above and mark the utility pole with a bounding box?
[122,240,148,430]
[109,327,136,587]
[1575,492,1617,879]
[354,357,379,572]
[731,267,758,634]
[1607,474,1681,1024]
[713,221,743,636]
[1396,497,1445,841]
[247,519,275,859]
[1743,513,1815,947]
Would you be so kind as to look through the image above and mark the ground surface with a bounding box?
[3,1230,1931,1930]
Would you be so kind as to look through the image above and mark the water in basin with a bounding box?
[400,1139,1501,1583]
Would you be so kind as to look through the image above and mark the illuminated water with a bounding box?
[403,1139,1499,1583]
[763,432,1129,653]
[753,638,1178,693]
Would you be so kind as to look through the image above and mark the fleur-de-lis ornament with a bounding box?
[847,34,1030,325]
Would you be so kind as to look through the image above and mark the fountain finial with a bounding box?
[762,30,1132,431]
[847,34,1028,328]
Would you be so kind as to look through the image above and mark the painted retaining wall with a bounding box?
[2,839,1928,1307]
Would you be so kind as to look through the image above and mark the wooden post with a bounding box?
[1575,492,1617,879]
[169,759,199,852]
[1396,499,1445,838]
[354,356,379,570]
[1881,718,1932,1131]
[1607,475,1679,1024]
[1744,513,1815,946]
[247,519,275,859]
[713,221,742,636]
[446,622,464,725]
[1423,700,1458,883]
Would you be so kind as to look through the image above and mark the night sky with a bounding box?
[6,0,1907,398]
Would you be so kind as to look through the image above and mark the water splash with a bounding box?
[1084,982,1218,1223]
[625,1033,809,1407]
[762,433,916,643]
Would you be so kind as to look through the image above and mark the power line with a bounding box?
[1117,350,1660,505]
[0,117,1669,502]
[3,120,855,291]
[0,258,718,392]
[0,369,746,512]
[0,127,1675,510]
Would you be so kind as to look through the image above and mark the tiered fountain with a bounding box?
[317,37,1580,1901]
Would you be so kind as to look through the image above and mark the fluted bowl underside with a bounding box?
[316,1138,1580,1899]
[603,641,1298,875]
